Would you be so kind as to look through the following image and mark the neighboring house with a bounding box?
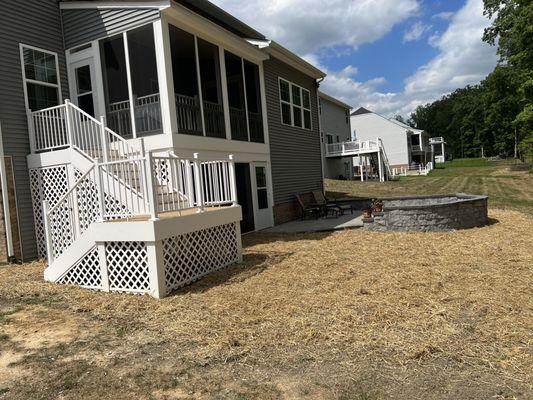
[0,0,327,297]
[351,107,432,169]
[319,92,353,180]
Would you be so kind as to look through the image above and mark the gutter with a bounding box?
[0,121,15,262]
[315,77,326,186]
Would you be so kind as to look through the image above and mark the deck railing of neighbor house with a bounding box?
[326,139,379,157]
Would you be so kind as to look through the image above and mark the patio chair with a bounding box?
[295,193,321,220]
[313,190,354,216]
[312,190,341,218]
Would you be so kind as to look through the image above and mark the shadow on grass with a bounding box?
[170,251,293,296]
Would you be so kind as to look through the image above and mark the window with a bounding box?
[20,45,61,111]
[255,166,268,209]
[279,78,312,130]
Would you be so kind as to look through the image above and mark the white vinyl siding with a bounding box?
[279,77,312,130]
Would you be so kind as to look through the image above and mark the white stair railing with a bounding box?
[377,138,392,179]
[29,100,141,162]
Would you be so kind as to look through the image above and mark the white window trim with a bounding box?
[278,77,312,131]
[19,43,63,111]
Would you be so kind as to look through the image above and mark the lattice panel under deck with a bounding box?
[106,241,150,293]
[58,246,102,290]
[74,169,132,227]
[29,166,70,259]
[163,222,240,294]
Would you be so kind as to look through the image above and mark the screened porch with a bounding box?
[92,20,265,143]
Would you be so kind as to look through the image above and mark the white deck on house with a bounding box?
[262,213,364,234]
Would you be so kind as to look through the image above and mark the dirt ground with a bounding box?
[1,209,532,400]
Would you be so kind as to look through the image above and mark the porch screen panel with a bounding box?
[101,36,131,137]
[244,61,264,143]
[127,25,162,136]
[197,38,225,138]
[224,51,248,141]
[169,25,202,135]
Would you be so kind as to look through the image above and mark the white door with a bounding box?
[68,58,98,118]
[251,163,273,230]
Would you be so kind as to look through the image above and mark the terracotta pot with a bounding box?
[373,203,383,213]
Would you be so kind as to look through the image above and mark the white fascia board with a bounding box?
[60,1,171,10]
[263,41,326,80]
[319,91,353,110]
[164,4,269,63]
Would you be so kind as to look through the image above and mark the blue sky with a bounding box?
[212,0,498,117]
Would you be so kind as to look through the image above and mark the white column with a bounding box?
[147,241,166,299]
[122,31,137,138]
[219,46,232,140]
[360,156,363,182]
[97,242,110,292]
[153,18,178,136]
[377,138,383,182]
[193,153,205,213]
[442,142,445,161]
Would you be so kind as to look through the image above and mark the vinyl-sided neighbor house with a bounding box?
[0,0,326,297]
[351,107,433,169]
[319,92,353,180]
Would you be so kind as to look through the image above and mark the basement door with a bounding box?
[235,163,255,233]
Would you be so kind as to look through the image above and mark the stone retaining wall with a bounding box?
[364,194,488,232]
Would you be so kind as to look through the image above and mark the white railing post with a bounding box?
[341,142,345,155]
[145,151,159,220]
[65,100,74,148]
[43,200,54,264]
[193,153,205,213]
[228,154,237,206]
[100,116,109,163]
[27,109,36,153]
[185,159,195,208]
[94,161,106,222]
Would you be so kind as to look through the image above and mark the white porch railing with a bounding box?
[392,162,434,177]
[42,151,237,264]
[326,139,379,157]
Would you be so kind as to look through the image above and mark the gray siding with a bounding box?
[320,98,351,141]
[0,0,68,260]
[62,8,160,49]
[264,57,323,204]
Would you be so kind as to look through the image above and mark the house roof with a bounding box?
[351,107,372,116]
[319,91,352,110]
[351,107,425,134]
[61,0,325,79]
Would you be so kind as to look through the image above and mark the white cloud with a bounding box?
[322,0,498,117]
[211,0,420,54]
[211,0,497,118]
[403,21,432,42]
[432,11,455,20]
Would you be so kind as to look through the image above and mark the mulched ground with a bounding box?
[0,209,532,400]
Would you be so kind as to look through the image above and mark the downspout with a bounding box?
[0,121,15,262]
[315,77,325,190]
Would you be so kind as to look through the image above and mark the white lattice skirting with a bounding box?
[54,222,242,298]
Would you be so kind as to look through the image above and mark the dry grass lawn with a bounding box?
[1,208,532,399]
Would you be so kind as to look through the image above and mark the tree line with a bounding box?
[406,0,532,161]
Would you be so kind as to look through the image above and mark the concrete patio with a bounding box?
[262,212,364,234]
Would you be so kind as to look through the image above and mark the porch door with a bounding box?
[69,59,98,118]
[251,163,272,231]
[235,163,255,233]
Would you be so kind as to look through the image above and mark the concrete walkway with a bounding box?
[262,212,364,234]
